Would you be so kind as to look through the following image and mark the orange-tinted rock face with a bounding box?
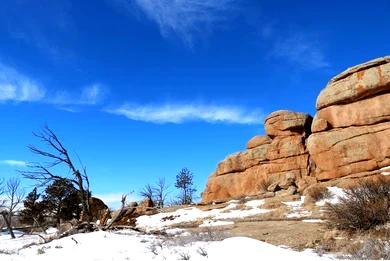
[307,122,390,180]
[264,110,312,138]
[246,135,272,149]
[202,56,390,204]
[202,110,312,204]
[308,56,390,180]
[313,93,390,130]
[316,56,390,110]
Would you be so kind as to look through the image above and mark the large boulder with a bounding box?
[80,197,109,222]
[215,143,270,175]
[312,93,390,132]
[246,135,272,149]
[264,110,312,137]
[316,56,390,110]
[308,56,390,180]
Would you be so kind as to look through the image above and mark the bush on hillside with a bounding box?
[325,177,390,231]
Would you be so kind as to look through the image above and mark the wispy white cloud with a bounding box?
[106,103,264,124]
[51,84,107,106]
[0,62,106,107]
[270,32,329,69]
[80,83,106,105]
[0,160,27,167]
[132,0,239,45]
[0,63,46,102]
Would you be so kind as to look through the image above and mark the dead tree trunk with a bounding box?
[21,126,93,226]
[1,211,15,239]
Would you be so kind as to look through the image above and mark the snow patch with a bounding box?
[283,197,312,218]
[380,166,390,176]
[316,187,346,207]
[245,199,265,208]
[0,230,333,260]
[136,201,270,231]
[199,220,234,227]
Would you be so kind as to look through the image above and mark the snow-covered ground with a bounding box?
[0,196,343,260]
[283,196,312,218]
[136,199,270,231]
[0,229,334,261]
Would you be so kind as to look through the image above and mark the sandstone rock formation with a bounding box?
[202,110,313,203]
[308,56,390,180]
[202,56,390,204]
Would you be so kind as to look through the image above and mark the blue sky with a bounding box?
[0,0,389,207]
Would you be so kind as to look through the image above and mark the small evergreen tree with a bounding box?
[43,178,81,225]
[19,188,47,226]
[175,168,196,205]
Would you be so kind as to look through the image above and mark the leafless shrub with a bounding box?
[341,238,390,260]
[147,240,164,255]
[258,178,271,193]
[178,251,190,260]
[306,185,331,202]
[196,226,228,242]
[197,247,208,257]
[148,244,159,256]
[169,227,228,247]
[37,246,50,255]
[325,177,390,231]
[0,249,16,255]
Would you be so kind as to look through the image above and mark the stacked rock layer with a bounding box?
[307,56,390,180]
[202,110,313,203]
[202,56,390,204]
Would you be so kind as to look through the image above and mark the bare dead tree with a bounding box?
[153,178,169,208]
[0,178,5,207]
[0,179,5,229]
[20,125,92,225]
[139,184,154,202]
[105,194,128,229]
[1,177,24,239]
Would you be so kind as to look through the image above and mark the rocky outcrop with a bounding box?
[264,110,312,138]
[316,56,390,110]
[308,56,390,180]
[202,110,312,203]
[202,56,390,203]
[80,197,109,222]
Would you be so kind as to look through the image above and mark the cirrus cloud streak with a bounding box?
[106,103,264,124]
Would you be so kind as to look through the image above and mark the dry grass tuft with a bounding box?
[305,185,331,202]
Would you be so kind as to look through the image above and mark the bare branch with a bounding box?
[22,125,93,224]
[153,178,170,208]
[2,177,25,239]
